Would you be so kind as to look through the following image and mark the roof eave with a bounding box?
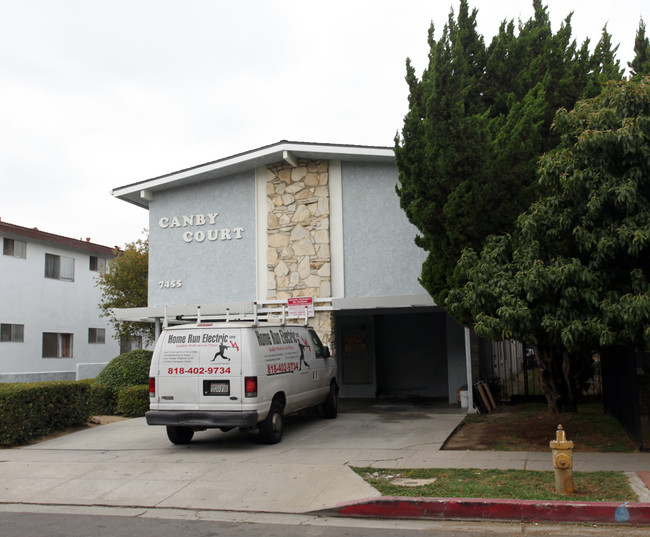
[112,141,395,209]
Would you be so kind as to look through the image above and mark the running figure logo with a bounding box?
[212,342,231,362]
[298,337,311,370]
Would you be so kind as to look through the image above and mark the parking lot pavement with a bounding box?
[0,400,466,513]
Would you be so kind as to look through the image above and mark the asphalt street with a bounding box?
[3,507,650,537]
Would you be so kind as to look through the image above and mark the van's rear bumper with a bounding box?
[145,410,259,428]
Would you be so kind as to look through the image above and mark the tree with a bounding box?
[395,0,490,306]
[447,77,650,412]
[395,1,624,308]
[629,19,650,78]
[96,235,153,345]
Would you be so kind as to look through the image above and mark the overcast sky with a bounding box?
[1,0,647,248]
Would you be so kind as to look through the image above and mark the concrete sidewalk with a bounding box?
[1,403,649,524]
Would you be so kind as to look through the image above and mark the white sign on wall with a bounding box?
[158,212,245,244]
[287,297,314,319]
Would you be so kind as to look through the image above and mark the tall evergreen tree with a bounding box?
[395,1,625,308]
[629,19,650,78]
[395,0,489,301]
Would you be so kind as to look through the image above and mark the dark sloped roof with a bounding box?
[0,220,117,256]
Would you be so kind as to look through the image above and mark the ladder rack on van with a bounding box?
[162,298,334,328]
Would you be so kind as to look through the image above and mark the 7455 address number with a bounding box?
[159,280,182,288]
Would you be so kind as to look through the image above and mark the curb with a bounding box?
[329,497,650,525]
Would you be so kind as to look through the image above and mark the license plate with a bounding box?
[204,380,230,396]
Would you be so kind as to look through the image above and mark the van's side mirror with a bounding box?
[323,346,331,358]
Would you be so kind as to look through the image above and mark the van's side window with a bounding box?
[308,329,326,358]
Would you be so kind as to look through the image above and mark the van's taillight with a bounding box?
[245,376,257,398]
[149,377,156,398]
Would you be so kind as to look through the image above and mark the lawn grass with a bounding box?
[353,467,638,503]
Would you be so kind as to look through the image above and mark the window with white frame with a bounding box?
[3,238,26,259]
[1,323,24,342]
[88,328,106,344]
[42,332,73,358]
[45,253,75,281]
[89,256,107,272]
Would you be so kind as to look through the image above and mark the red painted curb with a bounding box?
[334,497,650,525]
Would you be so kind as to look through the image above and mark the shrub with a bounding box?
[116,385,150,417]
[0,381,91,447]
[93,350,152,414]
[95,350,153,390]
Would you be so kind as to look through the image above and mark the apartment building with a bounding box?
[112,141,472,403]
[0,220,120,382]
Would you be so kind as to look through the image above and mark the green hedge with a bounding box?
[0,351,154,446]
[116,385,150,417]
[81,379,117,415]
[0,381,91,447]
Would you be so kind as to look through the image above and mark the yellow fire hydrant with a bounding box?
[550,424,574,494]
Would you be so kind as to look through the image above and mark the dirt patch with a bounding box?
[442,403,639,452]
[22,416,130,446]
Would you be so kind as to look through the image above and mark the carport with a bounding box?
[331,296,471,406]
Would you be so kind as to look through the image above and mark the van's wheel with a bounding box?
[322,381,338,419]
[259,399,284,444]
[166,426,194,444]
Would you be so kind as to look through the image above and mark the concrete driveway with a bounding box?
[0,400,465,513]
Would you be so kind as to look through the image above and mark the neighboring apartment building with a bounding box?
[0,220,121,382]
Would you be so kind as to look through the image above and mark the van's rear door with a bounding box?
[197,325,242,410]
[153,326,242,411]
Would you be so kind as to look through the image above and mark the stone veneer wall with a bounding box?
[266,159,334,348]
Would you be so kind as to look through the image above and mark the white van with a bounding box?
[146,322,338,444]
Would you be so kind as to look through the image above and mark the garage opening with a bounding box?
[335,308,464,403]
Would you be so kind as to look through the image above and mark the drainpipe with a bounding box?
[464,327,476,413]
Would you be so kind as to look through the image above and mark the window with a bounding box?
[3,238,26,259]
[89,256,107,272]
[1,323,24,342]
[308,329,327,358]
[43,332,73,358]
[88,328,106,344]
[45,253,75,281]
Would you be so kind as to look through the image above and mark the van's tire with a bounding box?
[166,425,194,445]
[322,381,338,419]
[259,399,284,444]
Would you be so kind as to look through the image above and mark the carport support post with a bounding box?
[155,318,162,340]
[464,327,476,414]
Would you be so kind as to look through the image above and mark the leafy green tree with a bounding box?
[395,1,624,308]
[447,77,650,412]
[629,19,650,78]
[96,236,153,345]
